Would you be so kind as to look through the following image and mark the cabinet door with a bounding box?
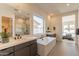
[30,43,37,56]
[0,47,14,56]
[7,53,15,56]
[15,46,30,56]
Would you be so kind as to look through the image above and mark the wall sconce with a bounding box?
[53,27,56,30]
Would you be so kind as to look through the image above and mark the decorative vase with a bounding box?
[1,38,9,43]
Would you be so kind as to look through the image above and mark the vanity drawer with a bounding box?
[30,40,37,45]
[15,40,37,51]
[15,42,30,51]
[0,47,14,56]
[15,46,30,56]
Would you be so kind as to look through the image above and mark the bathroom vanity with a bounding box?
[0,35,38,56]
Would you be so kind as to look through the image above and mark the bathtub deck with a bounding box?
[48,40,79,56]
[37,37,56,56]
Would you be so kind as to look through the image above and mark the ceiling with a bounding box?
[34,3,79,14]
[6,3,79,15]
[6,3,31,18]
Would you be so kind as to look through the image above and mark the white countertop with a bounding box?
[0,35,38,50]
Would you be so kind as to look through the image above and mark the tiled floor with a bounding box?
[48,40,79,56]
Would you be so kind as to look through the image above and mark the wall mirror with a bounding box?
[15,11,30,35]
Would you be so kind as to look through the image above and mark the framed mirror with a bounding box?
[15,15,30,35]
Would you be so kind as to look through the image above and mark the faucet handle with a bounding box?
[14,37,16,40]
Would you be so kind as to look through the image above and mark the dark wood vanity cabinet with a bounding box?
[0,47,14,56]
[30,43,37,56]
[0,40,37,56]
[14,40,37,56]
[15,46,30,56]
[7,53,15,56]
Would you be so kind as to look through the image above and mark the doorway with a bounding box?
[62,14,76,43]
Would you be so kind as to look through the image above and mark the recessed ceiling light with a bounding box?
[66,4,70,6]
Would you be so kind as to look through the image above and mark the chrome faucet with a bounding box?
[14,34,22,40]
[40,35,44,40]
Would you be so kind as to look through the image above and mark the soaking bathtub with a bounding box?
[37,37,56,56]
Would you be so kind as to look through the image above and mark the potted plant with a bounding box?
[0,28,10,43]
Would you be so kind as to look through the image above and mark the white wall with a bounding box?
[0,3,48,36]
[0,4,15,37]
[48,10,78,42]
[77,9,79,45]
[47,14,62,41]
[0,4,78,43]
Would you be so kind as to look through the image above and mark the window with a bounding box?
[62,15,75,37]
[33,15,44,34]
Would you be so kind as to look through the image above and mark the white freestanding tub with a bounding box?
[37,37,56,56]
